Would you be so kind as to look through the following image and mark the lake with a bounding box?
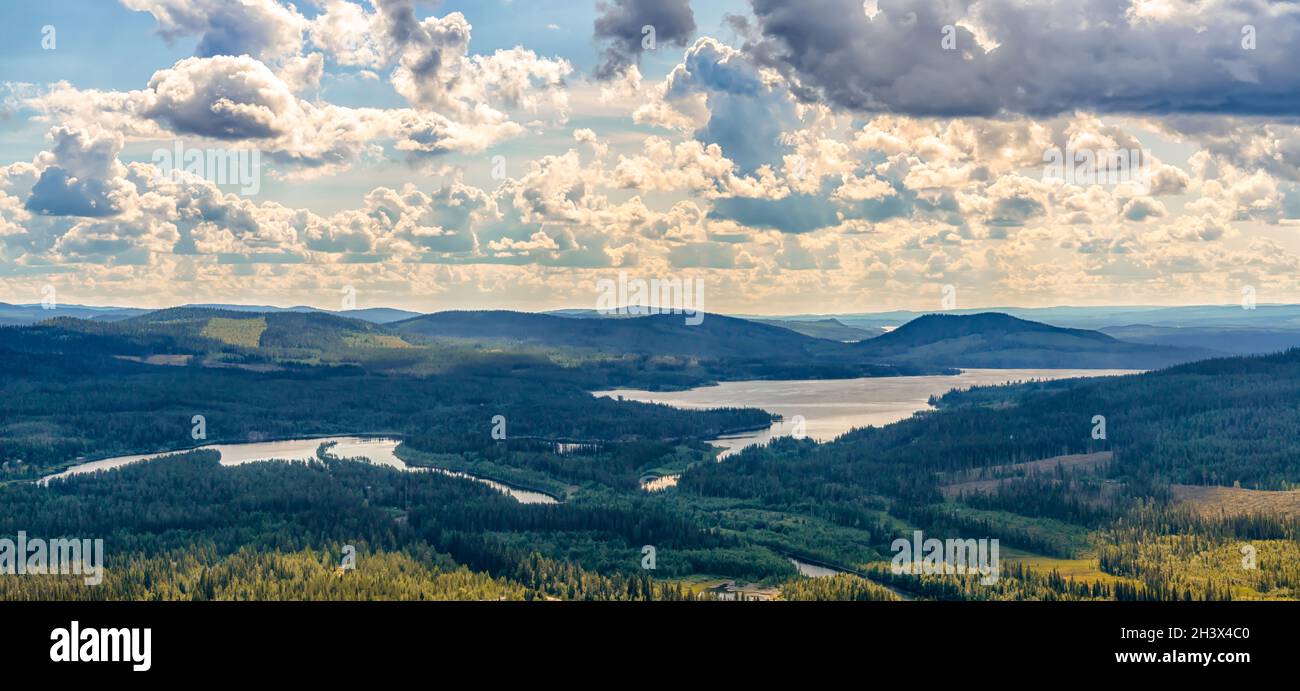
[41,436,557,505]
[596,368,1139,489]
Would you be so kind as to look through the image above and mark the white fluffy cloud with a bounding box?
[122,0,309,63]
[4,1,1300,312]
[309,2,572,123]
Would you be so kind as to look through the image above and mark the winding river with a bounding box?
[41,436,557,504]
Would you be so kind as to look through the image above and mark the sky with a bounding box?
[1,0,1300,315]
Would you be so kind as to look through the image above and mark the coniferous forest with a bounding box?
[2,312,1300,601]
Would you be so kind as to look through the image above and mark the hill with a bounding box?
[1099,324,1300,356]
[0,301,422,327]
[117,307,411,350]
[0,302,145,326]
[390,310,938,379]
[752,318,883,342]
[8,307,420,371]
[853,312,1212,369]
[760,304,1300,332]
[185,304,422,324]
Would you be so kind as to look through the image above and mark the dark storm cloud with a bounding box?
[594,0,696,78]
[743,0,1300,117]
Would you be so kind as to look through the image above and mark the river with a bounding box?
[40,436,557,505]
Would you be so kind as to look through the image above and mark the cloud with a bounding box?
[121,0,308,63]
[613,135,780,198]
[709,190,840,234]
[668,241,749,269]
[1122,196,1168,222]
[25,127,133,218]
[28,54,534,179]
[624,37,806,176]
[308,0,389,69]
[310,2,571,122]
[744,0,1300,117]
[7,2,1300,311]
[143,55,301,140]
[594,0,696,79]
[1158,116,1300,183]
[666,38,801,173]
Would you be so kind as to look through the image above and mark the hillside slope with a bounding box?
[752,318,883,341]
[854,312,1212,369]
[1100,324,1300,356]
[390,310,938,378]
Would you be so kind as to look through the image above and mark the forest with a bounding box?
[2,313,1300,600]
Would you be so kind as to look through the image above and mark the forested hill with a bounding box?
[686,346,1300,509]
[852,312,1213,369]
[391,310,831,357]
[390,310,941,377]
[752,318,884,342]
[8,307,418,363]
[658,346,1300,600]
[3,307,1224,383]
[2,306,938,385]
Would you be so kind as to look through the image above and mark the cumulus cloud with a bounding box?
[1157,116,1300,182]
[665,38,801,173]
[7,1,1300,311]
[121,0,308,64]
[143,56,301,140]
[743,0,1300,117]
[90,2,574,176]
[310,1,571,122]
[594,0,696,79]
[613,136,780,198]
[27,54,536,179]
[25,127,133,218]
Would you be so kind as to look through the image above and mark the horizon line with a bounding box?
[3,300,1296,318]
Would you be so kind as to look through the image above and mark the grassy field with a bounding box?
[201,316,267,348]
[1172,484,1300,518]
[1001,547,1133,586]
[941,451,1113,499]
[342,333,415,349]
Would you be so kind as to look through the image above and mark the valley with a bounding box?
[2,305,1299,601]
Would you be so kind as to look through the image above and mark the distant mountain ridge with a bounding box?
[749,304,1300,331]
[0,302,146,325]
[854,312,1213,369]
[1,304,1228,373]
[751,318,883,342]
[0,302,420,326]
[389,309,938,379]
[1100,324,1300,356]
